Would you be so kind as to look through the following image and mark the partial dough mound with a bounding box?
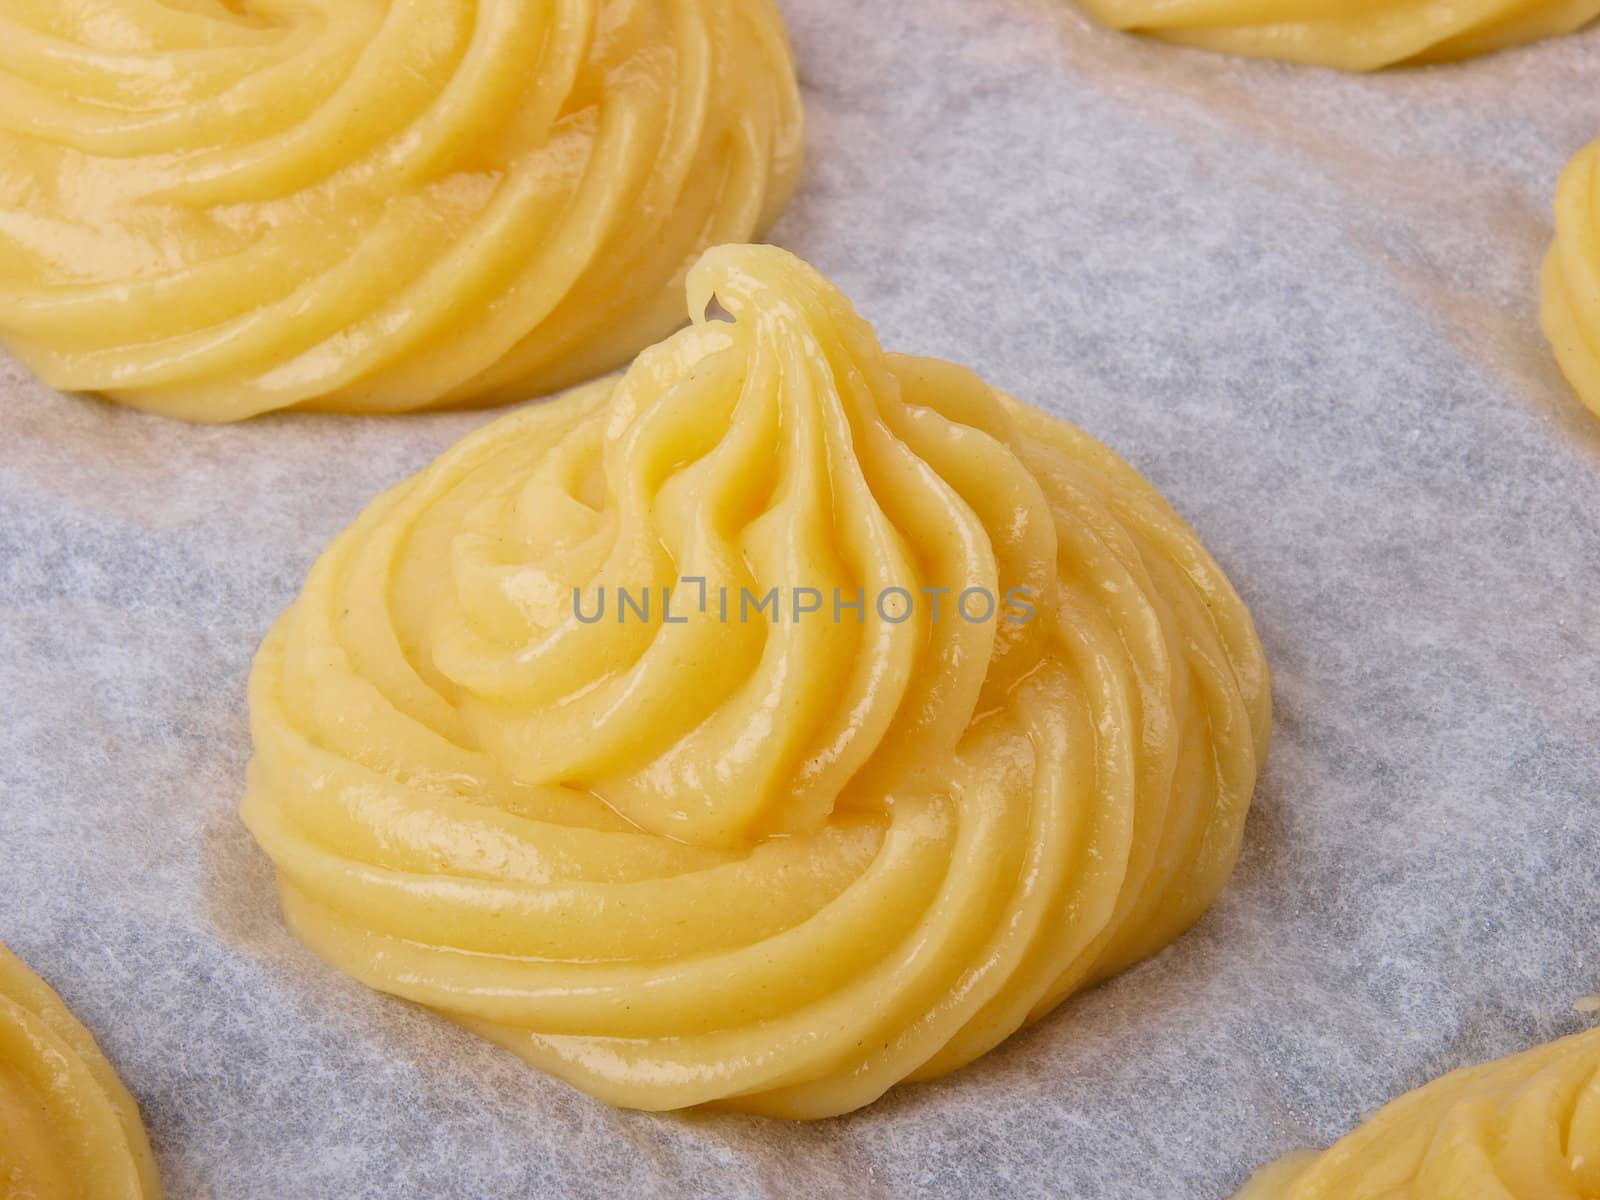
[0,944,161,1199]
[0,1,802,421]
[1079,0,1600,69]
[242,245,1270,1117]
[1543,136,1600,421]
[1236,1026,1600,1198]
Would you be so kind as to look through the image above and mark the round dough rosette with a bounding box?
[1236,1025,1600,1198]
[241,244,1271,1117]
[0,944,161,1199]
[1077,0,1600,69]
[0,0,803,422]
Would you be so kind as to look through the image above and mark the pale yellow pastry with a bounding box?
[0,0,802,422]
[1078,0,1600,69]
[1236,1025,1600,1198]
[0,944,161,1199]
[241,243,1271,1117]
[1543,136,1600,421]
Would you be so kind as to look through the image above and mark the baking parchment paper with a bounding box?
[2,2,1598,1195]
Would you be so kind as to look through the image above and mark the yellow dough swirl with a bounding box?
[0,0,802,423]
[1236,1025,1600,1199]
[1542,136,1600,422]
[241,244,1271,1117]
[1077,0,1600,69]
[0,944,161,1199]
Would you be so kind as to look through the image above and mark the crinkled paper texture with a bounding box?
[1,2,1597,1195]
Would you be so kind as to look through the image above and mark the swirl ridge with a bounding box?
[0,0,803,421]
[242,244,1271,1116]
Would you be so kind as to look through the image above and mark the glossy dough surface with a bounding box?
[1542,136,1600,421]
[0,0,802,422]
[1078,0,1600,69]
[242,244,1270,1117]
[1235,1026,1600,1199]
[0,944,161,1200]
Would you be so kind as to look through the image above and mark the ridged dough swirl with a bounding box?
[0,944,161,1200]
[0,0,802,422]
[1542,135,1600,421]
[1237,1026,1600,1199]
[241,244,1271,1117]
[1077,0,1600,69]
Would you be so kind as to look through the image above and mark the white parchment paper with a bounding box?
[2,3,1598,1195]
